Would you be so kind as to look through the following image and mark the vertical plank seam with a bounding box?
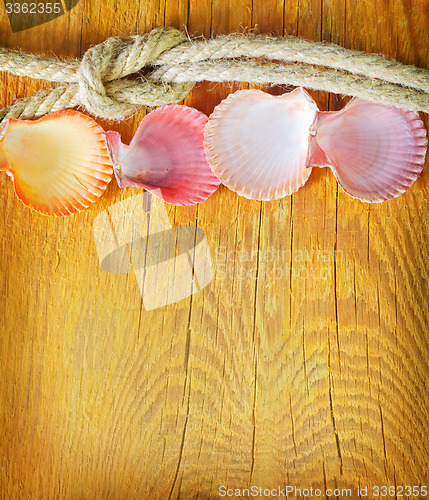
[289,196,293,333]
[249,201,262,484]
[328,374,343,476]
[168,383,191,500]
[334,188,341,373]
[302,322,309,396]
[378,401,389,479]
[289,395,298,457]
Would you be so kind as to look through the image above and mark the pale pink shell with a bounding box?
[307,99,428,202]
[204,88,319,201]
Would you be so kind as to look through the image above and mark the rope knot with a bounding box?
[78,27,191,120]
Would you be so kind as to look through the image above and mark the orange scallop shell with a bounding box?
[0,110,113,216]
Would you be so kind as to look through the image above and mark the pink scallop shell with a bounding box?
[107,105,221,206]
[307,99,428,202]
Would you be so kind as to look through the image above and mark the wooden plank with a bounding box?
[0,0,428,497]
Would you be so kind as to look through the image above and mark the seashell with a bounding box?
[107,104,221,206]
[203,88,319,201]
[0,110,113,216]
[307,98,428,202]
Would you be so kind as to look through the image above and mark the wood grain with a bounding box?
[0,0,428,498]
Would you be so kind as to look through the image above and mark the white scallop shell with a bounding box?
[204,88,319,201]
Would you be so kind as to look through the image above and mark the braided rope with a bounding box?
[1,27,428,123]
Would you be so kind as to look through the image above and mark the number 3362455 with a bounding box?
[5,3,62,14]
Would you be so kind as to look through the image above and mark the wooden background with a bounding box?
[1,0,429,498]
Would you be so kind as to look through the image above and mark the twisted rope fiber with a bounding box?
[1,27,429,123]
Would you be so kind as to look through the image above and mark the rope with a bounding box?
[1,27,428,123]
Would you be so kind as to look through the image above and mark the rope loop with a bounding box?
[78,27,189,119]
